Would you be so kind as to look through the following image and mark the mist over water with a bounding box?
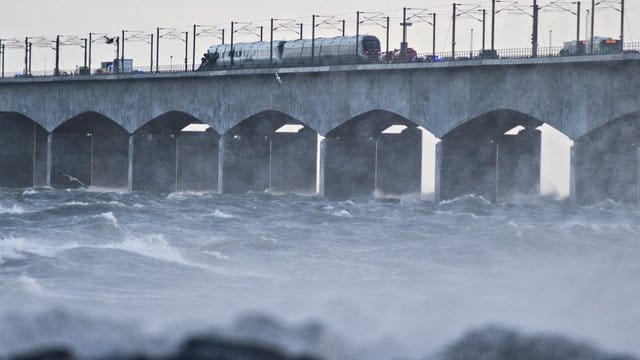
[1,188,639,359]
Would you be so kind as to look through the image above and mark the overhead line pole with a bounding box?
[192,25,197,71]
[156,27,160,72]
[433,13,437,57]
[491,0,496,50]
[577,1,581,44]
[452,3,457,59]
[590,0,595,53]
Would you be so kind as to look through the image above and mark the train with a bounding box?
[198,35,381,70]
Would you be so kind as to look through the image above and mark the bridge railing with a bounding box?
[2,42,640,80]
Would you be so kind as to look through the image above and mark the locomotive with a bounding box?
[198,35,381,70]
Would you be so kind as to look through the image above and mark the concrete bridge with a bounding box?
[0,54,639,204]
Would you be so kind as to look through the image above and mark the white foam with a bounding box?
[64,201,90,206]
[101,234,199,268]
[203,250,230,260]
[212,209,237,219]
[0,204,26,215]
[332,209,353,218]
[0,237,28,264]
[92,212,119,227]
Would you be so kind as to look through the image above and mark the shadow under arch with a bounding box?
[437,109,546,203]
[49,111,130,189]
[572,111,640,205]
[220,110,318,195]
[132,111,220,193]
[323,109,425,199]
[0,112,48,188]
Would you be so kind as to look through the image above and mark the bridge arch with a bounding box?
[49,112,129,189]
[572,111,640,205]
[132,111,220,193]
[323,109,427,199]
[0,112,48,188]
[437,109,549,202]
[219,110,319,194]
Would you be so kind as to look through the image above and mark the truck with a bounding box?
[560,37,622,56]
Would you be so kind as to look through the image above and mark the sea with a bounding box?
[1,187,639,359]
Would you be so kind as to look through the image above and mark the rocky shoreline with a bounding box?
[8,326,638,360]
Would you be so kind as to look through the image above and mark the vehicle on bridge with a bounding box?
[560,37,622,56]
[198,35,381,70]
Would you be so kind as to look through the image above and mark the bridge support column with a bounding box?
[376,127,422,196]
[436,128,541,202]
[571,138,640,205]
[323,136,376,199]
[0,115,47,188]
[219,133,271,194]
[270,128,317,194]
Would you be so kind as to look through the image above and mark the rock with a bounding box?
[436,326,638,360]
[9,347,74,360]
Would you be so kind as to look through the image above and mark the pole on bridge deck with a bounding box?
[356,11,360,59]
[88,33,93,74]
[620,0,624,49]
[402,7,408,55]
[83,38,88,68]
[192,25,197,71]
[532,0,539,57]
[342,20,346,36]
[590,0,595,53]
[28,43,32,75]
[0,40,3,79]
[270,18,274,65]
[386,16,390,59]
[230,22,235,68]
[577,2,581,44]
[24,37,28,76]
[150,34,154,73]
[311,15,316,65]
[300,23,304,39]
[184,32,189,72]
[482,9,486,52]
[54,35,60,77]
[2,45,5,79]
[452,3,457,59]
[121,30,125,74]
[222,29,225,44]
[115,37,120,73]
[156,27,160,72]
[432,13,437,58]
[260,26,264,42]
[491,0,496,50]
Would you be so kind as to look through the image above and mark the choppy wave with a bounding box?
[0,188,639,359]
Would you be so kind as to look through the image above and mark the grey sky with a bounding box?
[1,0,637,73]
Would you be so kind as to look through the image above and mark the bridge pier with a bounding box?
[436,127,541,202]
[0,114,47,188]
[571,137,640,205]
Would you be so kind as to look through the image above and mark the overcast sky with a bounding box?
[0,0,637,73]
